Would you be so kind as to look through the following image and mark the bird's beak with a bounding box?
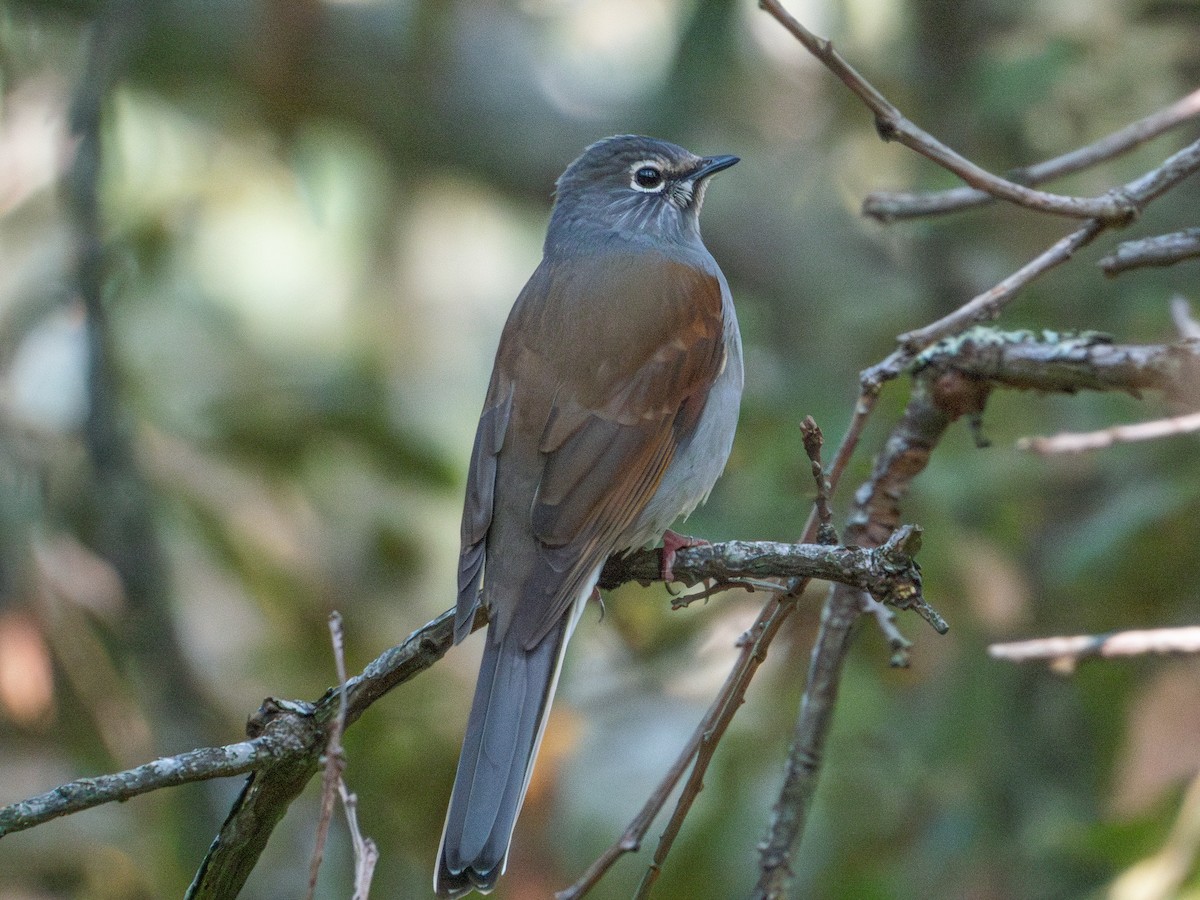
[690,154,740,181]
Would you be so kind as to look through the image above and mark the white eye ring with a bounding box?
[630,161,666,192]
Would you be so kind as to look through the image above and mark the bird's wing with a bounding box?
[454,373,514,643]
[504,250,728,648]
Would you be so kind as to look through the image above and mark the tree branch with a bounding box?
[0,740,272,836]
[1100,228,1200,276]
[599,537,922,606]
[890,133,1200,355]
[0,538,925,894]
[757,0,1141,224]
[912,328,1199,399]
[862,89,1200,221]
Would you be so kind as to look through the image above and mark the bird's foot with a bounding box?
[659,530,708,583]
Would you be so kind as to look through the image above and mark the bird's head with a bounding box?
[548,135,738,250]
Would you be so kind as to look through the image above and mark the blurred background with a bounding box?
[1,0,1199,897]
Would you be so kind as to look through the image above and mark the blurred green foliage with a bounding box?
[1,0,1199,898]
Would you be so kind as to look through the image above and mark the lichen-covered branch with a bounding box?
[0,741,269,837]
[600,535,923,608]
[0,538,925,898]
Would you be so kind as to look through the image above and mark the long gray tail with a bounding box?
[435,607,578,897]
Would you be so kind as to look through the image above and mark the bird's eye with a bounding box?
[633,165,663,190]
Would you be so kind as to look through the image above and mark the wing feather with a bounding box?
[505,252,727,647]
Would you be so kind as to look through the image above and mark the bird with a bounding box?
[435,134,742,897]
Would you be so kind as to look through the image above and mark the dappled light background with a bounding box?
[1,0,1199,897]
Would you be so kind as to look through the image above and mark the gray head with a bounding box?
[547,135,738,252]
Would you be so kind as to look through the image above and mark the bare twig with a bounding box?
[0,740,275,836]
[758,0,1138,224]
[628,593,795,900]
[988,626,1200,673]
[802,416,911,664]
[306,611,350,899]
[800,416,837,545]
[898,222,1106,351]
[339,780,378,900]
[798,388,883,541]
[896,129,1200,350]
[559,583,803,900]
[1018,409,1200,454]
[669,578,786,609]
[861,595,913,668]
[863,88,1200,221]
[1100,228,1200,276]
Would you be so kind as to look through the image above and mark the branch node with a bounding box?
[874,114,899,143]
[247,698,315,739]
[910,597,950,635]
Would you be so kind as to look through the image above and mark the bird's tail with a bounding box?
[435,596,587,897]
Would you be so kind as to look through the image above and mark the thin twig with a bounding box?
[798,387,883,543]
[800,416,837,545]
[896,128,1200,351]
[556,591,801,900]
[1100,228,1200,276]
[988,626,1200,673]
[757,0,1138,224]
[863,88,1200,221]
[306,611,350,899]
[0,741,273,836]
[629,594,800,900]
[860,596,913,668]
[1018,409,1200,454]
[339,780,378,900]
[669,578,786,609]
[898,221,1105,351]
[805,418,913,664]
